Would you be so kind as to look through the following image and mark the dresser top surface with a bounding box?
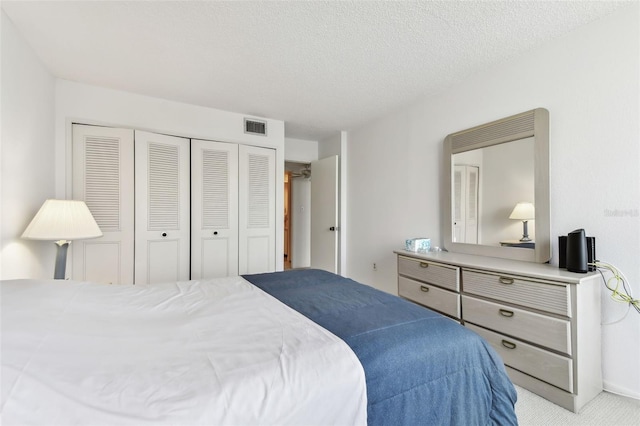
[395,250,598,284]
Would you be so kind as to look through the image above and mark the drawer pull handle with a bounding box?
[499,309,514,318]
[419,262,429,268]
[502,340,517,350]
[498,277,514,285]
[420,286,430,292]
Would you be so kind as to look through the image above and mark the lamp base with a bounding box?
[54,240,70,279]
[519,220,531,242]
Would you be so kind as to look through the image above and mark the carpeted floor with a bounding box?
[514,385,640,425]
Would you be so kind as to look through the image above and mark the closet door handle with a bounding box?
[498,277,514,285]
[502,340,517,350]
[499,309,514,318]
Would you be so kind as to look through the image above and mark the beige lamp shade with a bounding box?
[22,199,102,241]
[509,202,535,221]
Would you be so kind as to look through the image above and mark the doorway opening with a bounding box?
[284,162,312,270]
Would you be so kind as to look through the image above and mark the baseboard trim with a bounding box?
[603,381,640,401]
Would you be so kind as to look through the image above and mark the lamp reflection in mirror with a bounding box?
[22,199,102,279]
[509,202,535,242]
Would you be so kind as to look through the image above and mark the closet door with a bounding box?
[72,124,134,284]
[453,164,479,244]
[191,140,239,279]
[134,130,190,284]
[239,145,276,274]
[465,166,479,243]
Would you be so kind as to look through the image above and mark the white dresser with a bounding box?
[395,250,602,413]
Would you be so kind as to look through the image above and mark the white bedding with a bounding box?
[1,277,367,425]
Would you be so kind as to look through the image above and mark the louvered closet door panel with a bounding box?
[191,140,239,279]
[134,131,190,284]
[72,124,134,284]
[239,145,276,275]
[465,166,479,243]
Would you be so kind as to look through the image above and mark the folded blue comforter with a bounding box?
[244,269,517,426]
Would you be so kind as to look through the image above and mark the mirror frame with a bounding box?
[443,108,550,263]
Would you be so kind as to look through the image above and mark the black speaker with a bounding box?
[587,236,596,272]
[566,229,588,273]
[558,236,567,269]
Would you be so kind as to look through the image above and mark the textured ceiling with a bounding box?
[1,1,629,141]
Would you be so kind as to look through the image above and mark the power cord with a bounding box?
[590,261,639,325]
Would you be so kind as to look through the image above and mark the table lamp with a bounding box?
[22,199,102,279]
[509,202,535,242]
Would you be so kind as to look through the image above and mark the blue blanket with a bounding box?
[243,269,517,426]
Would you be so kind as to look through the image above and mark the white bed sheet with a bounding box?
[1,277,367,425]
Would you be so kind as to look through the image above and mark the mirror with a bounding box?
[443,109,550,263]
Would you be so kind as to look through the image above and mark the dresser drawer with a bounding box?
[398,256,460,291]
[398,276,461,318]
[462,295,571,355]
[462,269,571,317]
[467,323,574,393]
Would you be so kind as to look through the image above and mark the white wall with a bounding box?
[319,133,341,159]
[481,138,535,245]
[285,137,318,163]
[54,80,286,272]
[346,5,639,398]
[1,11,56,280]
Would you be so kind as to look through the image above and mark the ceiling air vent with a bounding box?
[244,118,267,136]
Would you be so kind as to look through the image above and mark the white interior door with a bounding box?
[191,139,239,279]
[239,145,276,275]
[134,130,190,284]
[453,164,479,244]
[72,124,134,284]
[310,155,338,273]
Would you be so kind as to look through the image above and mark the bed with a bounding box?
[1,269,517,425]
